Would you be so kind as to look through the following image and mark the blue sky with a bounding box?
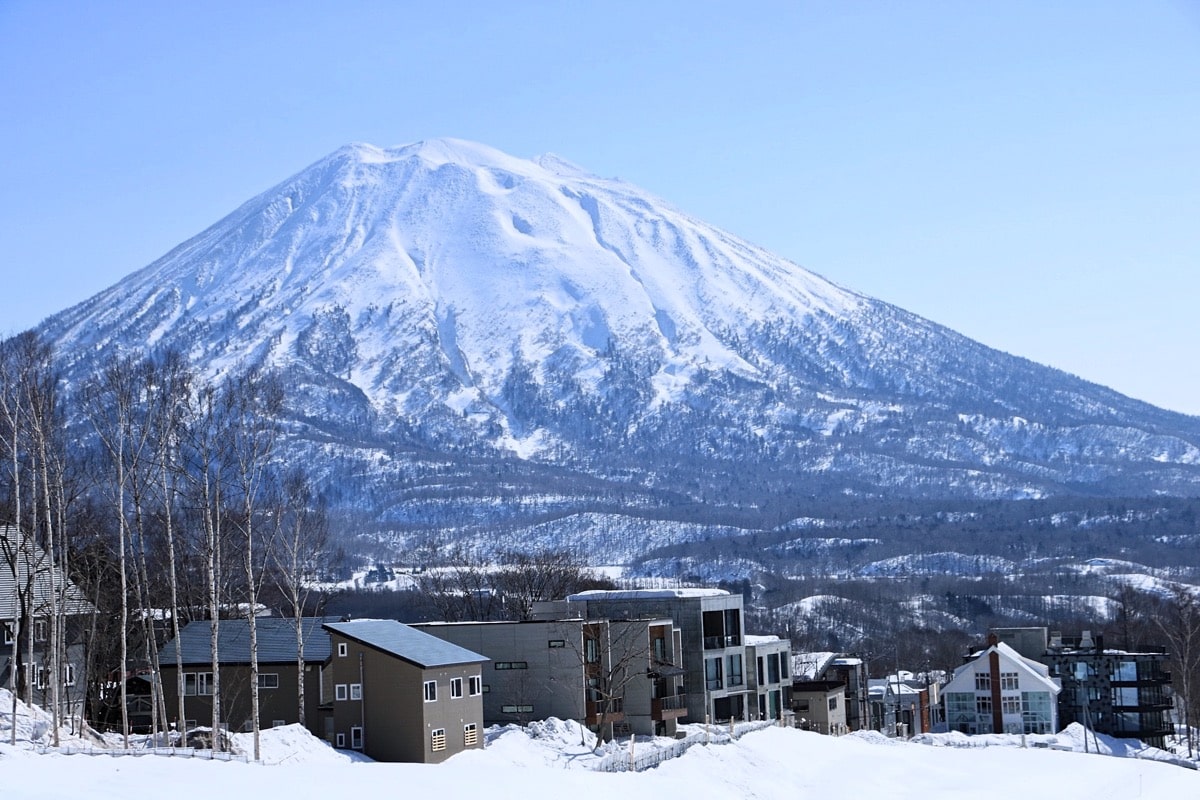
[2,1,1198,413]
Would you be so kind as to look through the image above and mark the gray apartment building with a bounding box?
[536,588,759,725]
[992,626,1173,748]
[414,615,687,737]
[1,525,95,721]
[746,634,792,722]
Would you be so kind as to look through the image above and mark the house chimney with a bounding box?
[987,632,998,647]
[1080,630,1095,650]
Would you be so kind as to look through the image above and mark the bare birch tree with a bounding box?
[1156,586,1200,759]
[270,467,328,728]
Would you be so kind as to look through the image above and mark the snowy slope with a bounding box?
[35,139,1200,528]
[4,715,1198,800]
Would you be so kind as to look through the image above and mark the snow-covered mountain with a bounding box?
[38,139,1200,534]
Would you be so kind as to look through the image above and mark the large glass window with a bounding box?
[1114,661,1137,682]
[727,654,744,687]
[767,653,781,684]
[705,657,723,690]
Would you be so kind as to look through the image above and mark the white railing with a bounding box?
[595,719,778,773]
[33,744,250,762]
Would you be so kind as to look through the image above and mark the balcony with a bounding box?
[586,697,625,726]
[652,694,688,721]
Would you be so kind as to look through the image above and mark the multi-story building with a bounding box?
[536,588,755,724]
[158,616,336,734]
[992,627,1174,748]
[794,651,869,731]
[790,680,847,734]
[413,616,687,737]
[745,635,792,722]
[0,524,95,721]
[942,636,1060,735]
[321,619,487,763]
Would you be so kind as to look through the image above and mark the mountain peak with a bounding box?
[35,138,1200,502]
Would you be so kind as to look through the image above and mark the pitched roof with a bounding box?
[324,619,488,669]
[0,525,95,619]
[159,616,337,666]
[946,641,1061,696]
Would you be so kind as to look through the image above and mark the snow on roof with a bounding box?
[793,651,837,680]
[744,635,783,646]
[948,641,1060,695]
[566,588,730,601]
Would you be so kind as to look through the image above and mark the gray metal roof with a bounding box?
[159,616,337,666]
[0,525,96,619]
[324,620,488,669]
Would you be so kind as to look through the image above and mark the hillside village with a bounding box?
[5,520,1197,771]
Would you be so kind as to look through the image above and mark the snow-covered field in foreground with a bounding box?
[2,690,1196,799]
[3,725,1198,800]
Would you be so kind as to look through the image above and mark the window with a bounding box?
[184,672,213,696]
[767,653,780,684]
[469,675,482,696]
[257,673,280,689]
[431,728,446,751]
[33,665,50,690]
[350,683,362,700]
[336,733,345,748]
[62,663,76,688]
[780,654,789,680]
[450,677,463,698]
[705,657,723,690]
[1001,696,1021,715]
[424,680,437,702]
[34,620,47,642]
[727,654,744,687]
[494,661,527,670]
[548,639,565,648]
[500,704,534,714]
[584,638,600,664]
[2,622,13,645]
[337,642,348,657]
[975,672,991,691]
[464,723,479,746]
[828,695,838,711]
[976,696,993,715]
[1000,672,1019,691]
[335,684,348,701]
[350,726,363,750]
[272,719,286,728]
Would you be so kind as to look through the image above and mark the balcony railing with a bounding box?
[586,697,625,725]
[652,694,688,721]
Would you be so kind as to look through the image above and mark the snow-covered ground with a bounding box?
[2,689,1197,799]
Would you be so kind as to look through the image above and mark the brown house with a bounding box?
[322,619,488,763]
[158,616,335,735]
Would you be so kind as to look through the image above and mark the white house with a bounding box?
[942,637,1060,735]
